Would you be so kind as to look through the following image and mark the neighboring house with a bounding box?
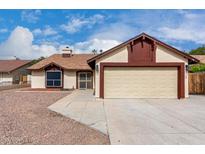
[191,55,205,64]
[28,33,199,99]
[0,60,31,85]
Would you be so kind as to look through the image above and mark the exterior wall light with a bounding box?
[185,65,189,72]
[95,64,99,72]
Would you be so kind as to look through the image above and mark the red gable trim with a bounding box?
[87,33,199,64]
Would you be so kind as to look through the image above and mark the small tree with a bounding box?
[30,56,45,65]
[92,49,97,55]
[14,56,20,60]
[189,46,205,55]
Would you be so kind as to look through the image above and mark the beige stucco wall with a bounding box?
[95,46,128,97]
[64,70,76,89]
[95,44,189,98]
[31,70,94,89]
[156,45,189,97]
[31,71,45,88]
[156,45,188,63]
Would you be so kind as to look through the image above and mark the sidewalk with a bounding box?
[48,90,108,135]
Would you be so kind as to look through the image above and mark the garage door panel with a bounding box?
[104,67,178,98]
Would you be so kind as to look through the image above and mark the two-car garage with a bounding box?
[88,33,199,99]
[104,67,178,98]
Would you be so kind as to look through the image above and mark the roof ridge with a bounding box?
[28,53,94,70]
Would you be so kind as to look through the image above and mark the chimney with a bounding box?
[62,46,73,57]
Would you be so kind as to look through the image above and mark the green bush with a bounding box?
[189,64,205,73]
[189,46,205,55]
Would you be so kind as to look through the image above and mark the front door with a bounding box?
[78,72,92,89]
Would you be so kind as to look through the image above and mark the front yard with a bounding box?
[0,88,109,144]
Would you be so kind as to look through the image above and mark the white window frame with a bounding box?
[46,70,62,87]
[78,72,92,89]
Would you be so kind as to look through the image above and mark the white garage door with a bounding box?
[104,67,178,98]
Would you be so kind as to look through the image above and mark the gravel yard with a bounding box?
[0,88,109,145]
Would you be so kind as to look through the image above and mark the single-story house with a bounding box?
[0,60,31,85]
[28,33,199,99]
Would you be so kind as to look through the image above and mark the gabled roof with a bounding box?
[0,60,31,73]
[87,33,199,64]
[28,54,95,70]
[191,55,205,64]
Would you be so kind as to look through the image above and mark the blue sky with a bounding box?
[0,9,205,59]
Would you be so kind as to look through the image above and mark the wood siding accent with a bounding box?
[189,73,205,94]
[100,62,185,99]
[128,38,156,64]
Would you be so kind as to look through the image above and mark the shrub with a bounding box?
[189,64,205,73]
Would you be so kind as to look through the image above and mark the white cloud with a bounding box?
[0,28,8,33]
[0,26,121,59]
[61,14,104,34]
[32,28,41,35]
[33,26,58,36]
[42,26,58,36]
[21,10,41,23]
[90,22,136,42]
[70,38,121,53]
[31,44,57,58]
[63,21,133,53]
[158,11,205,44]
[0,26,58,59]
[61,18,87,34]
[0,26,33,58]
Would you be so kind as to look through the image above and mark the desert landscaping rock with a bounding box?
[0,88,109,144]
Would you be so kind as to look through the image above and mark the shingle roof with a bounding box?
[28,54,95,70]
[191,55,205,64]
[0,60,31,72]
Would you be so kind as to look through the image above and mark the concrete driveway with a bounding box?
[48,90,108,134]
[49,90,205,145]
[104,96,205,144]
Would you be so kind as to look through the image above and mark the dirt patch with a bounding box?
[0,89,110,145]
[0,84,30,91]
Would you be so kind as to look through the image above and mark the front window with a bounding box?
[46,70,62,87]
